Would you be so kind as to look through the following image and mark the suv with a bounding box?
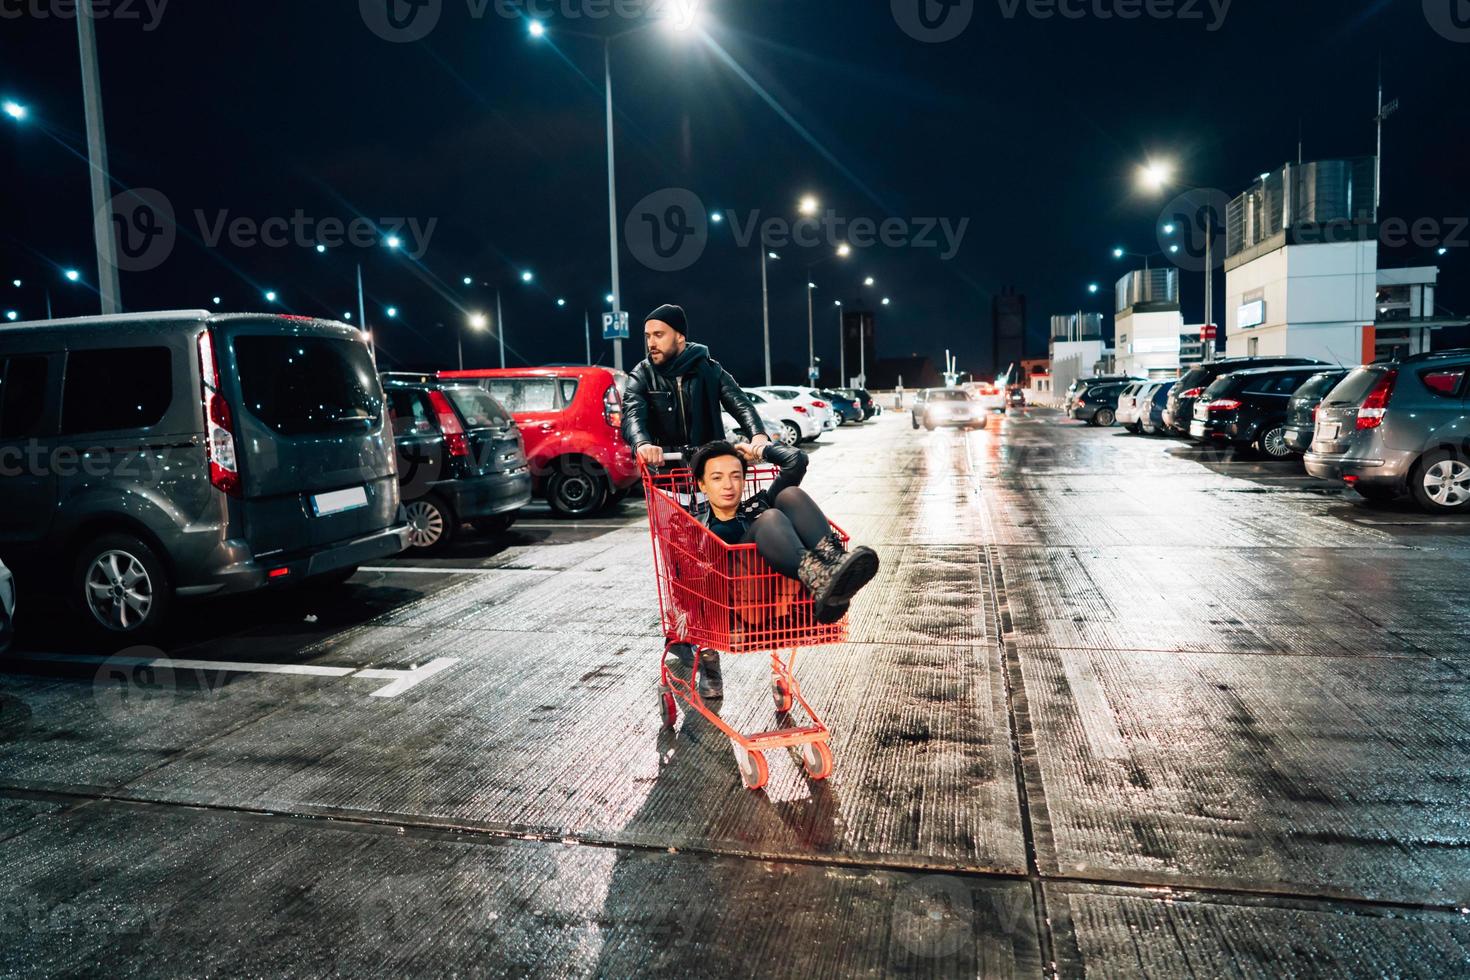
[836,388,876,420]
[1305,350,1470,511]
[1189,366,1332,456]
[0,311,410,642]
[439,367,637,517]
[1165,357,1328,435]
[1072,382,1127,426]
[1283,369,1351,453]
[1065,375,1139,414]
[819,389,863,425]
[382,375,532,551]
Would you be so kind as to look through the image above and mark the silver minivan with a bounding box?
[0,310,411,642]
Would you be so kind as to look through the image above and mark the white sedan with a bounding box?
[964,381,1008,414]
[744,388,828,444]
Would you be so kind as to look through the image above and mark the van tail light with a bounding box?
[603,384,622,429]
[1179,387,1204,399]
[792,405,809,414]
[1206,398,1242,412]
[1356,370,1398,430]
[426,389,470,457]
[197,328,241,497]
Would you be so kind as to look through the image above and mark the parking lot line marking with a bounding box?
[9,652,461,699]
[358,565,546,575]
[365,657,458,698]
[514,522,636,530]
[13,652,356,677]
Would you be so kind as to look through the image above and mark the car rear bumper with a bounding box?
[437,470,533,520]
[177,524,412,597]
[1283,425,1313,453]
[1303,450,1402,488]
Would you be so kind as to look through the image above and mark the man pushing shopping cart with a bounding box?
[624,304,880,789]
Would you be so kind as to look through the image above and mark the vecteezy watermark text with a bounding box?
[359,0,699,42]
[891,0,1230,42]
[623,187,969,273]
[0,0,169,32]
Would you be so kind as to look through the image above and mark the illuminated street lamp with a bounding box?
[2,100,26,121]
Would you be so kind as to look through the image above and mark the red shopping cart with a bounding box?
[640,452,849,790]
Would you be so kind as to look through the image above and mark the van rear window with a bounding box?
[233,335,381,435]
[62,347,172,435]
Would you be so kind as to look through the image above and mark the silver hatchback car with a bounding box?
[1304,349,1470,511]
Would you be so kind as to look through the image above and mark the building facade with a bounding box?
[1113,268,1184,378]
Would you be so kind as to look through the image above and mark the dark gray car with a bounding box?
[0,310,411,642]
[1304,349,1470,511]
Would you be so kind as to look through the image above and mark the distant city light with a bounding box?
[556,298,566,307]
[386,306,398,318]
[798,195,819,216]
[264,290,278,302]
[711,212,723,224]
[767,252,779,260]
[463,276,473,286]
[528,19,546,38]
[1138,159,1174,192]
[605,293,615,304]
[1170,244,1180,253]
[1438,247,1449,257]
[1259,172,1271,180]
[2,101,26,121]
[10,279,20,288]
[1113,248,1125,259]
[212,296,222,305]
[864,276,875,286]
[4,310,17,321]
[64,269,80,282]
[384,235,402,250]
[469,312,488,330]
[881,297,891,306]
[1088,283,1100,293]
[343,312,353,321]
[521,270,533,282]
[315,244,327,253]
[1163,223,1176,235]
[807,281,816,289]
[836,243,852,258]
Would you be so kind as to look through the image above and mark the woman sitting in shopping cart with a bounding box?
[689,440,880,625]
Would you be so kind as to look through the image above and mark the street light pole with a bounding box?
[805,281,815,384]
[77,1,121,314]
[604,39,625,372]
[836,301,844,387]
[585,311,592,365]
[760,250,773,386]
[496,288,506,368]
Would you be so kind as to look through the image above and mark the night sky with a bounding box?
[2,1,1466,382]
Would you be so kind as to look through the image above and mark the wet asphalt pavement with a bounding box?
[1,406,1468,978]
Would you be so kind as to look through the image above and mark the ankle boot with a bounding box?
[812,531,846,565]
[696,649,723,699]
[815,545,880,624]
[797,549,842,624]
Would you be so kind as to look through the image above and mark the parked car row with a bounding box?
[0,311,887,644]
[1070,350,1470,512]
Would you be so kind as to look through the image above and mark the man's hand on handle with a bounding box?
[637,444,665,467]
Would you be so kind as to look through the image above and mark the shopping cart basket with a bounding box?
[640,452,849,790]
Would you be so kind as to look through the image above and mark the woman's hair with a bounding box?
[691,440,747,482]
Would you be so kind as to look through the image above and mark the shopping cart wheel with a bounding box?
[771,677,793,713]
[657,688,677,730]
[799,741,834,781]
[731,742,769,791]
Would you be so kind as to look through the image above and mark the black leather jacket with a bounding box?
[622,356,765,451]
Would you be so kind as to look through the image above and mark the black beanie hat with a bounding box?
[645,304,688,336]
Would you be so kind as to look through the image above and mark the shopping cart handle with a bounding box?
[662,451,685,462]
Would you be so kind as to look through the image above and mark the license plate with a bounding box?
[1320,422,1340,441]
[1189,420,1206,438]
[311,486,368,517]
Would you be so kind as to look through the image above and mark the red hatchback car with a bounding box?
[438,367,638,517]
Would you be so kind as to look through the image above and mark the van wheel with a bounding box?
[781,421,803,444]
[404,494,455,551]
[1411,451,1470,512]
[73,532,172,643]
[548,460,608,518]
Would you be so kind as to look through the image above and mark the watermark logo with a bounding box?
[892,0,974,42]
[1424,0,1470,42]
[101,187,176,273]
[625,187,708,273]
[1158,187,1230,272]
[92,647,179,726]
[0,0,171,32]
[360,0,442,42]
